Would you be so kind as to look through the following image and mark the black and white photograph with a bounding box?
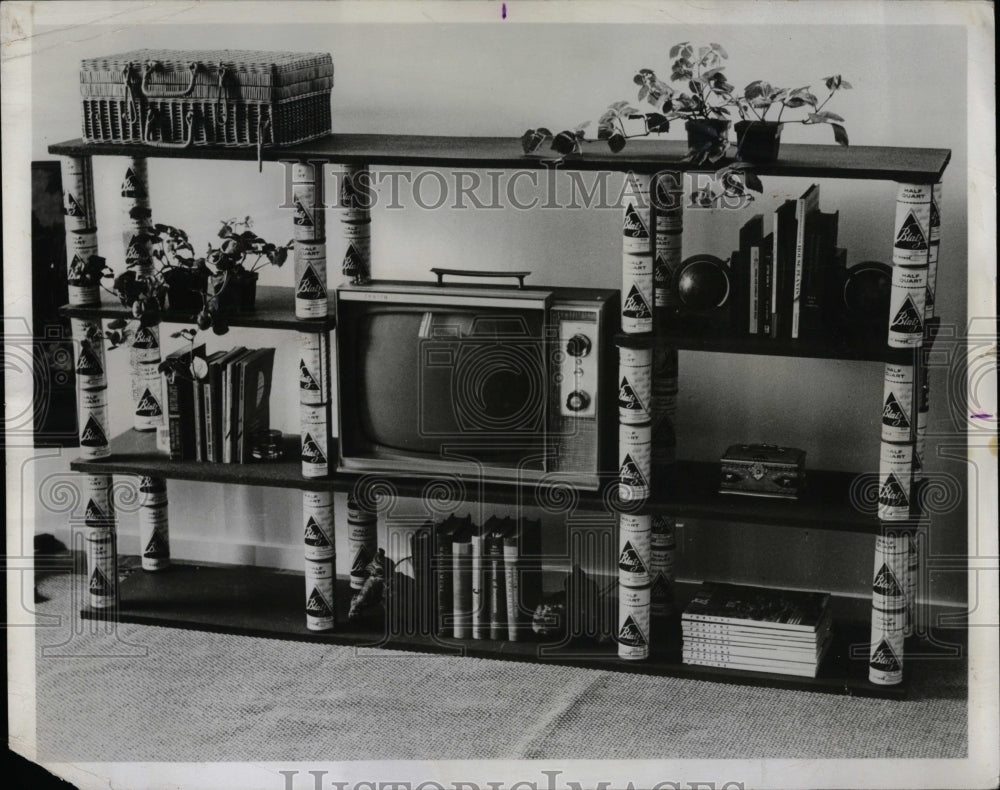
[3,2,997,789]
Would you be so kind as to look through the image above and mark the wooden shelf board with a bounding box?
[638,331,890,362]
[81,562,908,699]
[59,286,335,332]
[49,136,951,183]
[71,430,893,533]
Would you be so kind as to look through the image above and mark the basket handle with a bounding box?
[142,108,195,148]
[141,60,200,98]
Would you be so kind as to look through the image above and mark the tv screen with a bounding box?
[352,307,547,467]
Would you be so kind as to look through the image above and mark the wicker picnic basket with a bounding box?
[79,49,333,158]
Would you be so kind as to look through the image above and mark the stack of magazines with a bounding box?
[682,582,833,677]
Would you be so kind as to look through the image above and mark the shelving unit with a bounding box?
[53,133,951,700]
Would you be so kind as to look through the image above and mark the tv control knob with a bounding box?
[566,390,591,412]
[566,333,592,358]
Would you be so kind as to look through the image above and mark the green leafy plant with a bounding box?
[197,217,292,333]
[737,74,852,146]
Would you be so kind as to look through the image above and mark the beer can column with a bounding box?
[121,157,171,570]
[291,162,329,319]
[616,172,654,661]
[81,473,118,610]
[869,531,909,685]
[61,156,101,307]
[339,165,372,284]
[304,490,337,631]
[298,327,334,629]
[869,182,933,684]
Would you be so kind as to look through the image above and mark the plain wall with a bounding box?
[27,21,969,604]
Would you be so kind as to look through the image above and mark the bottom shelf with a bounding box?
[85,561,907,699]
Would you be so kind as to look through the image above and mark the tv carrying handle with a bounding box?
[430,268,531,290]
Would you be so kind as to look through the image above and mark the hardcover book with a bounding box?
[237,347,276,463]
[790,184,821,339]
[487,517,509,640]
[433,517,457,638]
[683,582,831,632]
[449,514,474,639]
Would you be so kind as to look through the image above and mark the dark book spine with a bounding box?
[799,217,824,341]
[166,374,184,461]
[434,533,453,638]
[729,251,747,336]
[488,537,506,640]
[759,246,773,337]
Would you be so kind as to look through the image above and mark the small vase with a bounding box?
[735,120,783,163]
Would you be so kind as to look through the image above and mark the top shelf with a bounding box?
[49,135,951,183]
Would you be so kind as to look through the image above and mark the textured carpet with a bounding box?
[33,573,967,761]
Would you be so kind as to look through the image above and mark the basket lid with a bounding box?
[81,49,333,86]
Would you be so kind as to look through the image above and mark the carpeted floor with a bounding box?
[33,573,967,761]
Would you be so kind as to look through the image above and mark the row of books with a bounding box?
[731,183,845,341]
[681,581,833,677]
[164,344,275,463]
[409,513,543,642]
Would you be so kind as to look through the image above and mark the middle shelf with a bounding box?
[71,429,893,534]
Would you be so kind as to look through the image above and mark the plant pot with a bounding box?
[685,119,731,157]
[209,270,258,313]
[735,120,783,163]
[163,268,206,313]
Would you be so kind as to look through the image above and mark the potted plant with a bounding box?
[147,223,209,313]
[66,250,113,306]
[198,217,293,332]
[733,74,851,162]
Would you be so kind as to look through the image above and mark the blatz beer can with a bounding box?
[650,515,677,617]
[618,513,651,588]
[138,475,167,507]
[82,474,114,528]
[619,422,651,502]
[653,229,683,310]
[304,557,336,631]
[300,402,330,478]
[869,606,904,685]
[299,331,331,405]
[84,527,117,609]
[131,360,165,431]
[67,231,101,307]
[618,344,652,424]
[617,583,651,660]
[914,409,928,483]
[71,318,107,390]
[291,162,326,242]
[342,221,372,284]
[872,533,909,613]
[878,441,913,521]
[887,265,926,348]
[340,165,372,224]
[129,325,161,365]
[347,493,378,590]
[892,183,932,267]
[622,252,654,334]
[881,361,914,443]
[139,502,170,571]
[622,173,652,254]
[62,156,97,231]
[294,241,328,319]
[303,490,336,562]
[78,388,111,459]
